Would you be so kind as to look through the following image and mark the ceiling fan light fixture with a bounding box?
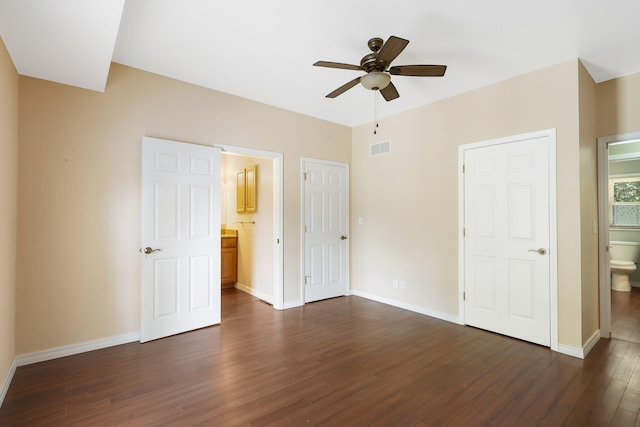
[360,71,391,90]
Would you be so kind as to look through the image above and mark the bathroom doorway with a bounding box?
[597,131,640,343]
[217,144,284,310]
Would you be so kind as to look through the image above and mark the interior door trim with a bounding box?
[458,128,558,352]
[597,131,640,339]
[215,144,284,310]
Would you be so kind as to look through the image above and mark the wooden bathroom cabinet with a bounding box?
[221,236,237,288]
[236,164,257,213]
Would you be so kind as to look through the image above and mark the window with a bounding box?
[610,176,640,226]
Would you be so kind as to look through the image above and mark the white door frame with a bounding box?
[300,157,350,304]
[597,131,640,338]
[216,144,284,310]
[458,128,559,351]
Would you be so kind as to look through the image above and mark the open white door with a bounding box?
[302,159,349,303]
[141,137,221,343]
[463,133,552,347]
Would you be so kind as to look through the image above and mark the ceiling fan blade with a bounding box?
[389,65,447,77]
[314,61,363,71]
[380,82,399,101]
[326,76,362,98]
[376,36,409,68]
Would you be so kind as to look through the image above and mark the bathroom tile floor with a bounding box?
[611,287,640,344]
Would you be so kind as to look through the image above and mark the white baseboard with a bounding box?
[234,283,273,305]
[0,357,17,408]
[282,300,303,310]
[352,290,599,359]
[351,290,461,325]
[16,332,140,367]
[557,330,600,359]
[231,282,301,310]
[582,330,601,358]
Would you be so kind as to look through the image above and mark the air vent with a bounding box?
[370,140,391,156]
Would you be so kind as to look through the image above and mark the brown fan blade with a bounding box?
[326,77,362,98]
[376,36,409,68]
[314,61,363,71]
[380,82,399,101]
[389,65,447,77]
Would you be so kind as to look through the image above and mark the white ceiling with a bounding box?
[1,0,640,127]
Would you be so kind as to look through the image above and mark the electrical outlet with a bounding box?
[393,279,399,289]
[399,281,405,290]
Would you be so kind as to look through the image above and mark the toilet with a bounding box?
[609,240,640,292]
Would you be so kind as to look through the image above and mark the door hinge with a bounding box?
[462,228,466,237]
[463,291,466,301]
[303,172,308,180]
[462,164,465,173]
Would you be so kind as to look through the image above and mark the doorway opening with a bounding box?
[217,144,284,310]
[597,131,640,343]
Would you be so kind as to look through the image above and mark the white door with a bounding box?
[464,135,551,346]
[303,159,349,303]
[141,137,221,343]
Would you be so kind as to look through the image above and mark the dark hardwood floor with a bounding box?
[612,287,640,345]
[2,289,640,426]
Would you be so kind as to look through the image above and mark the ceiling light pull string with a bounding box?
[374,91,379,135]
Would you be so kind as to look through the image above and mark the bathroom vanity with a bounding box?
[221,232,237,288]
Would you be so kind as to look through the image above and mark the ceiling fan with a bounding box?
[313,36,447,101]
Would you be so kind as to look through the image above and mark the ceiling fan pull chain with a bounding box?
[374,91,379,134]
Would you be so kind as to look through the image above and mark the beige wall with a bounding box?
[221,153,274,298]
[597,72,640,137]
[578,62,599,343]
[16,63,351,354]
[596,71,640,335]
[0,37,18,388]
[351,59,587,348]
[11,55,640,359]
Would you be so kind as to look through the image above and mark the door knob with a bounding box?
[528,248,547,255]
[340,235,347,240]
[141,247,162,255]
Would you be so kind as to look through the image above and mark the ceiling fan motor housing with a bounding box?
[360,53,379,72]
[367,37,384,52]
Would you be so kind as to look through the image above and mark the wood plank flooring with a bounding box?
[612,287,640,344]
[1,288,640,426]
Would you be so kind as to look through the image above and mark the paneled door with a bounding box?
[302,159,349,303]
[463,135,551,346]
[141,137,221,342]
